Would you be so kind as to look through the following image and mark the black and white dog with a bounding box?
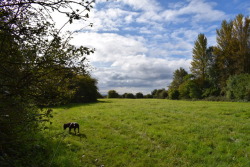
[64,122,79,134]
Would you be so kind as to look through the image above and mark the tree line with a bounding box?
[168,14,250,101]
[0,0,99,166]
[107,89,168,99]
[108,14,250,101]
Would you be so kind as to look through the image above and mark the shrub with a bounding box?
[71,75,99,103]
[168,89,179,100]
[226,74,250,101]
[202,87,220,98]
[178,80,202,99]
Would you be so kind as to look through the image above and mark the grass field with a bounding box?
[43,99,250,167]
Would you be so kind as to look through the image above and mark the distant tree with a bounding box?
[153,89,168,99]
[125,93,135,99]
[108,90,119,98]
[168,67,188,90]
[151,89,158,97]
[144,94,153,98]
[190,33,209,83]
[135,92,144,98]
[159,90,168,99]
[122,93,127,98]
[71,75,100,103]
[168,89,179,100]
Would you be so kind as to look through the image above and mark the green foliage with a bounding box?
[191,34,209,82]
[168,89,179,100]
[233,14,250,74]
[135,92,144,98]
[108,90,119,98]
[178,82,190,99]
[202,87,220,98]
[226,74,250,101]
[179,80,202,99]
[144,94,153,98]
[214,14,250,88]
[183,14,250,99]
[43,99,250,166]
[125,93,135,99]
[168,67,188,90]
[0,0,96,166]
[71,75,100,103]
[152,89,168,99]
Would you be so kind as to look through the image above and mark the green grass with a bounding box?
[42,99,250,167]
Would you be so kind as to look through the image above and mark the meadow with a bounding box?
[43,99,250,167]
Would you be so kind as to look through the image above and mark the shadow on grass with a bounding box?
[68,132,86,137]
[77,133,87,139]
[68,132,87,141]
[55,99,112,109]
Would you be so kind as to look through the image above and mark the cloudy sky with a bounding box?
[61,0,250,95]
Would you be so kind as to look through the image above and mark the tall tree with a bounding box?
[232,14,250,74]
[190,33,209,83]
[214,20,236,88]
[168,67,188,90]
[214,14,250,89]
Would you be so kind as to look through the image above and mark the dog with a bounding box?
[64,122,79,134]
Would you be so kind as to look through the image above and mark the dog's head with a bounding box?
[63,123,68,130]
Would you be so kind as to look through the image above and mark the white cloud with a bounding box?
[70,32,191,94]
[71,33,148,62]
[161,0,226,24]
[51,0,236,94]
[119,0,161,12]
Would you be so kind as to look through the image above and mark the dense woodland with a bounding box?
[108,14,250,101]
[0,0,98,166]
[0,0,249,166]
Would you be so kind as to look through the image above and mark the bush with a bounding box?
[178,80,202,99]
[168,89,179,100]
[226,74,250,101]
[202,87,220,98]
[71,75,100,103]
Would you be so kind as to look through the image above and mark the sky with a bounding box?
[57,0,250,95]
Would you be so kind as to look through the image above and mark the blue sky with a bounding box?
[65,0,250,95]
